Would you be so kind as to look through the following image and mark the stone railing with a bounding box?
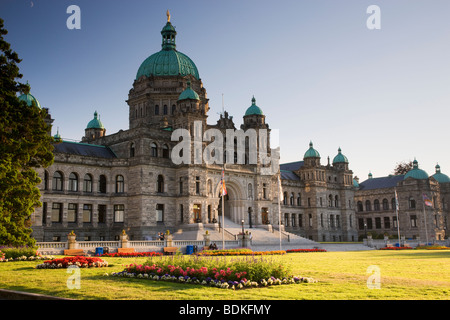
[36,237,240,255]
[363,236,450,249]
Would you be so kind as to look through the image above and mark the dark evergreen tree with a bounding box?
[0,18,54,247]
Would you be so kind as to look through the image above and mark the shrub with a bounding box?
[286,248,327,253]
[0,246,38,259]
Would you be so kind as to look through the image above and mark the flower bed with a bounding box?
[286,248,327,253]
[196,249,286,256]
[379,246,413,250]
[415,245,450,250]
[36,256,108,269]
[105,255,316,290]
[100,251,163,258]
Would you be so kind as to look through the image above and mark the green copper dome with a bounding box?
[18,92,41,109]
[178,81,200,101]
[304,141,320,159]
[432,164,450,183]
[332,147,348,164]
[86,111,104,129]
[404,159,428,180]
[244,96,264,116]
[136,19,199,80]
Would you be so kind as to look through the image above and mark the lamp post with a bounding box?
[241,219,245,235]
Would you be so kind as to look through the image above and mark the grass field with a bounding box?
[0,250,449,300]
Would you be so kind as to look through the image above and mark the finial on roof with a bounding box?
[166,9,171,22]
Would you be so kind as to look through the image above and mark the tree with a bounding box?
[0,18,54,247]
[393,161,413,176]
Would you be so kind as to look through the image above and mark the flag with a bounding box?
[423,194,433,207]
[394,189,399,211]
[220,170,227,196]
[278,174,283,203]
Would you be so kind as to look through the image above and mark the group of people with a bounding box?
[157,232,165,240]
[208,242,218,250]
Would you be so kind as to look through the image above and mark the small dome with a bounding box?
[432,164,450,183]
[244,96,264,116]
[86,111,104,129]
[53,129,62,142]
[178,81,200,101]
[332,147,348,164]
[18,92,41,109]
[303,141,320,159]
[404,159,429,180]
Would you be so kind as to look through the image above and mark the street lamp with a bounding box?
[241,219,245,235]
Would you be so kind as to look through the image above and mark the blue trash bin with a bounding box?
[95,247,103,256]
[186,245,193,255]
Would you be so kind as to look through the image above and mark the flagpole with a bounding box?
[278,174,282,251]
[422,194,429,245]
[394,188,401,246]
[221,164,226,250]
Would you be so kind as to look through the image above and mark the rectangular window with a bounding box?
[98,204,107,223]
[366,218,373,230]
[195,176,200,195]
[156,204,164,222]
[83,204,92,223]
[375,217,382,229]
[393,216,398,228]
[336,215,340,228]
[68,203,77,223]
[410,215,417,228]
[308,214,313,227]
[358,218,365,230]
[51,203,62,223]
[384,217,390,229]
[114,204,124,223]
[42,202,47,225]
[298,214,303,228]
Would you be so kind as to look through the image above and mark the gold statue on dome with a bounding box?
[166,10,171,22]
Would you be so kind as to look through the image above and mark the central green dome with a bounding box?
[136,19,199,80]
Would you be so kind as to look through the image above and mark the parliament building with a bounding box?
[25,13,448,243]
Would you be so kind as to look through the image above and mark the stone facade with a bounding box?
[354,171,449,242]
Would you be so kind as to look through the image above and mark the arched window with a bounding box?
[154,105,159,115]
[68,172,78,191]
[52,171,63,191]
[290,193,294,206]
[357,201,363,212]
[335,195,339,207]
[283,192,288,205]
[392,198,397,210]
[130,143,135,158]
[116,175,124,193]
[328,194,333,207]
[157,175,164,193]
[382,198,389,210]
[365,200,372,211]
[171,104,176,114]
[374,199,380,211]
[150,143,158,157]
[297,193,301,206]
[163,105,168,115]
[99,175,107,193]
[83,174,93,193]
[162,144,169,158]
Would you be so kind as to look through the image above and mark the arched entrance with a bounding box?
[215,180,246,224]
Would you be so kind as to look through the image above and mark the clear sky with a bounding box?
[2,0,450,181]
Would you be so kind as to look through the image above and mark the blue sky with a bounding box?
[2,0,450,181]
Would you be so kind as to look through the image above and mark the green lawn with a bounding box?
[0,250,449,300]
